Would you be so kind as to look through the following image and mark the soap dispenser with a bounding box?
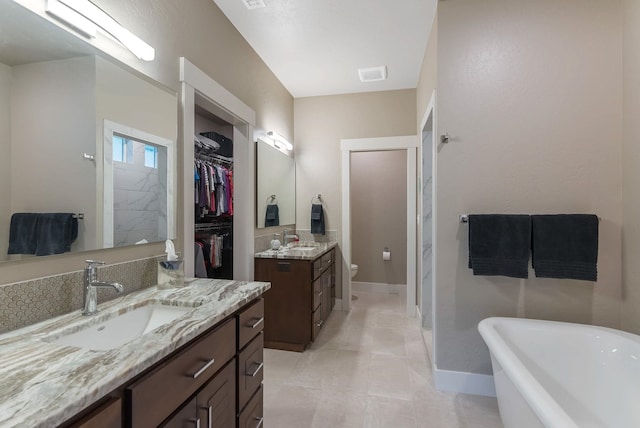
[270,233,281,250]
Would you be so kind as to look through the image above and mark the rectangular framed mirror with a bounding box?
[0,2,178,262]
[255,139,295,228]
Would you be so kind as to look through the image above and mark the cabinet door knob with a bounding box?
[316,320,324,328]
[246,361,264,377]
[189,358,215,379]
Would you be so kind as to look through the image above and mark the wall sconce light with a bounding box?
[266,131,293,151]
[46,0,155,61]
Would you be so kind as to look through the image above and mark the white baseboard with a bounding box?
[351,281,406,295]
[434,366,497,397]
[416,305,422,321]
[335,298,343,311]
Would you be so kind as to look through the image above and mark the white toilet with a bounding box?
[350,263,358,278]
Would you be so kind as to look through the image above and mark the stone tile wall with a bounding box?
[0,255,162,333]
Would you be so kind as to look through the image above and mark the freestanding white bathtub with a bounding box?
[478,317,640,428]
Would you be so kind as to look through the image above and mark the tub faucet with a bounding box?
[82,260,124,316]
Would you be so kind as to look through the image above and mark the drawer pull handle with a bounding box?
[190,358,215,379]
[250,317,264,329]
[254,416,264,428]
[247,361,264,377]
[189,418,201,428]
[317,291,323,296]
[316,320,324,328]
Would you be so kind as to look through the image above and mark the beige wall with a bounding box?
[416,15,437,125]
[433,0,623,374]
[0,64,11,262]
[10,57,96,254]
[622,0,640,333]
[351,150,407,284]
[2,0,293,284]
[294,90,416,296]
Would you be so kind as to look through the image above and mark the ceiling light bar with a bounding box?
[46,0,155,61]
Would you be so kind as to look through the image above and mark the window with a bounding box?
[144,145,158,168]
[112,135,133,164]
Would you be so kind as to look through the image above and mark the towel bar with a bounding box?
[459,214,600,223]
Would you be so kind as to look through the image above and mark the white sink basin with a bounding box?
[45,303,193,351]
[289,246,318,251]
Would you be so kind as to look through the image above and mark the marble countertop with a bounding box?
[254,241,337,260]
[0,279,270,428]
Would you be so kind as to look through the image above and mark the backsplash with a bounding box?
[254,229,338,252]
[0,255,162,334]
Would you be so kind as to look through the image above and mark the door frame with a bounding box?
[179,58,256,279]
[340,135,418,316]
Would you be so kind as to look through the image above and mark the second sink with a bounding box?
[45,302,194,351]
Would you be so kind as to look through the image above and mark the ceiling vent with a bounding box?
[358,66,388,82]
[241,0,266,9]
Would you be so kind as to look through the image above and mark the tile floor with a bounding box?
[263,290,504,427]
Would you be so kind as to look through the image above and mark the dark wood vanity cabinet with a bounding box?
[109,298,264,428]
[67,397,122,428]
[256,248,336,351]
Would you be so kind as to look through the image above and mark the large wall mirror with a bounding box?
[0,2,178,262]
[256,139,295,228]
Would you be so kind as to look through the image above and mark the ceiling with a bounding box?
[212,0,437,98]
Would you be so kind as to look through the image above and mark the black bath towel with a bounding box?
[7,213,39,255]
[310,203,325,235]
[468,214,531,279]
[7,213,78,256]
[531,214,598,281]
[265,204,280,227]
[35,213,78,256]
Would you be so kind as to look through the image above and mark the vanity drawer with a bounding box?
[238,332,264,411]
[125,318,236,428]
[238,385,263,428]
[312,277,323,310]
[312,250,334,280]
[238,299,264,350]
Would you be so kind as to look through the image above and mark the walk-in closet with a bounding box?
[193,106,234,279]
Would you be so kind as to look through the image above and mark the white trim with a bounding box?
[102,119,175,248]
[180,59,255,126]
[434,366,497,397]
[340,134,418,317]
[179,57,256,278]
[334,298,343,311]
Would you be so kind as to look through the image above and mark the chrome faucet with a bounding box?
[83,260,124,316]
[283,228,298,246]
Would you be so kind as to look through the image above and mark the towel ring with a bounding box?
[311,194,323,204]
[267,194,277,204]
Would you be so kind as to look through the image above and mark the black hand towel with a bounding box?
[265,204,280,227]
[35,213,78,256]
[531,214,598,281]
[310,203,325,235]
[7,213,39,255]
[468,214,531,279]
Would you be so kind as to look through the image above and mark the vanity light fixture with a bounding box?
[46,0,155,61]
[266,131,293,151]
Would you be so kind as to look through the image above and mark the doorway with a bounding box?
[341,136,417,316]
